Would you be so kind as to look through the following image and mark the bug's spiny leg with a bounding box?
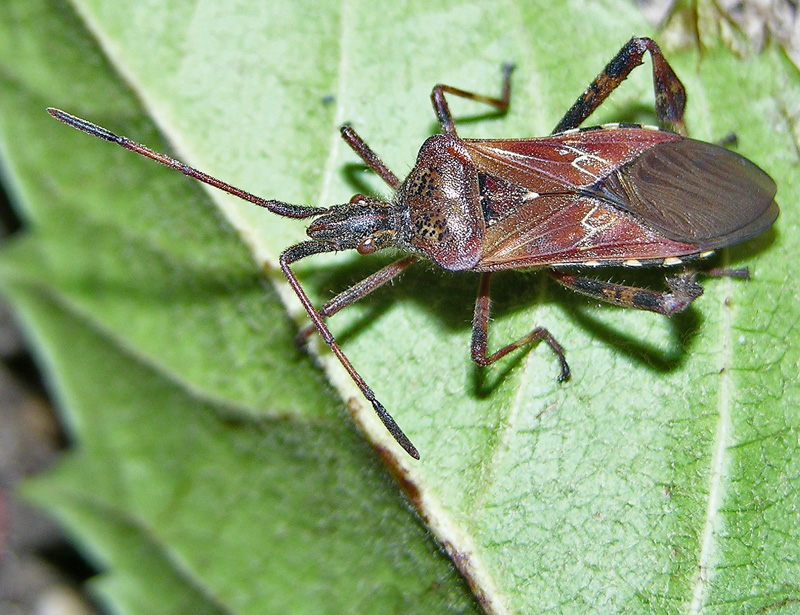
[549,269,704,316]
[431,63,514,135]
[296,255,419,345]
[340,125,400,189]
[280,242,420,459]
[553,36,687,135]
[471,273,570,381]
[47,108,326,219]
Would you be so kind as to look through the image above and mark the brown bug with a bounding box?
[48,37,778,459]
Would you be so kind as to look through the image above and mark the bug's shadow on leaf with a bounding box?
[471,351,530,399]
[342,164,392,196]
[727,227,778,263]
[299,256,485,346]
[300,259,713,398]
[426,109,511,136]
[556,266,704,370]
[330,265,577,397]
[469,269,706,397]
[596,101,660,127]
[301,260,563,401]
[565,300,702,371]
[470,308,702,399]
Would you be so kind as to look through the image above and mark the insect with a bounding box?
[48,37,778,459]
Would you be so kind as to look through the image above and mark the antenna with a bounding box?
[47,108,326,219]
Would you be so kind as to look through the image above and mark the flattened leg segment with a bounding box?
[553,36,687,135]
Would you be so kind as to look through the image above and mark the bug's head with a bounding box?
[306,194,395,255]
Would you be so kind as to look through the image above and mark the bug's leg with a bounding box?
[431,63,514,135]
[280,241,420,459]
[704,266,749,280]
[296,255,419,344]
[548,269,705,316]
[340,125,400,189]
[553,36,687,135]
[471,273,570,381]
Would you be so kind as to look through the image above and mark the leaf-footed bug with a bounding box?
[48,37,778,459]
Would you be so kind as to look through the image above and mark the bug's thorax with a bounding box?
[392,134,485,271]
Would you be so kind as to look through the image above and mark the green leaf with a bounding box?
[1,0,798,614]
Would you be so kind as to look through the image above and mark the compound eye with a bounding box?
[357,237,377,255]
[349,193,368,205]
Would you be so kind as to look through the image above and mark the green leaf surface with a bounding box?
[1,0,798,614]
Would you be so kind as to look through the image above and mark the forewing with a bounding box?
[606,138,778,249]
[477,194,700,271]
[465,127,682,194]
